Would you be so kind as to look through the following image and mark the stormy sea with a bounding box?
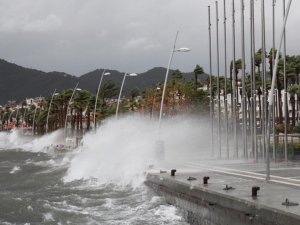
[0,115,211,225]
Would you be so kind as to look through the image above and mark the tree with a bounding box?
[194,65,204,88]
[98,81,119,118]
[171,69,183,80]
[130,88,140,100]
[54,89,74,130]
[36,108,47,135]
[73,90,92,133]
[288,85,300,126]
[255,48,262,76]
[230,59,242,110]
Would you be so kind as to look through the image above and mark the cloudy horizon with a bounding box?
[0,0,299,76]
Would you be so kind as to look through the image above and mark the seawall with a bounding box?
[145,170,300,225]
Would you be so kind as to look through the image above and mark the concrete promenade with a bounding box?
[146,163,300,225]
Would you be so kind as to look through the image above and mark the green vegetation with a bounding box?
[0,65,210,134]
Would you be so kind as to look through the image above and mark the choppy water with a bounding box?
[0,115,211,225]
[0,149,189,225]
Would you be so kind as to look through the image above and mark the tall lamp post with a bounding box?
[46,89,59,134]
[115,73,138,119]
[267,0,293,181]
[32,106,37,135]
[154,32,190,165]
[94,70,111,132]
[64,83,81,136]
[8,109,14,122]
[15,109,19,128]
[158,32,190,134]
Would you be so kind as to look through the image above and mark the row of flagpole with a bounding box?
[207,0,292,163]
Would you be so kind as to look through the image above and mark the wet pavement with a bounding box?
[147,160,300,224]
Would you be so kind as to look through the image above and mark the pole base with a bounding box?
[155,139,165,166]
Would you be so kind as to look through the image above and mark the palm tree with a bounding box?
[1,108,9,130]
[36,108,47,134]
[230,59,242,110]
[255,49,262,76]
[169,69,184,114]
[25,105,37,130]
[130,88,140,100]
[144,84,162,116]
[73,90,92,133]
[55,89,73,129]
[268,48,281,80]
[98,81,119,118]
[287,55,300,119]
[288,85,300,126]
[194,65,204,89]
[86,95,95,131]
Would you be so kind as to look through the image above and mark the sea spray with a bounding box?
[0,115,205,224]
[22,129,65,152]
[64,115,158,187]
[0,129,29,149]
[160,115,211,162]
[64,114,212,186]
[0,129,65,152]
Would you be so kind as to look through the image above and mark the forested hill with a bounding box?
[0,59,208,104]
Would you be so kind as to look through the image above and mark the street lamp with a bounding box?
[151,86,161,119]
[46,89,59,134]
[154,32,190,166]
[267,0,293,181]
[64,83,81,136]
[158,31,190,134]
[8,109,14,122]
[94,70,111,132]
[15,109,19,128]
[115,73,138,119]
[32,106,38,135]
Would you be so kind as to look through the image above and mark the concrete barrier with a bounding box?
[146,171,300,225]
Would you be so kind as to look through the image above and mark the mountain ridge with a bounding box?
[0,59,208,104]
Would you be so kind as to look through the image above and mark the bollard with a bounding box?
[203,176,210,184]
[171,169,177,176]
[252,186,260,197]
[155,140,165,166]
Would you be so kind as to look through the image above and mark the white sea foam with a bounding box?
[0,221,16,225]
[64,115,212,187]
[43,212,55,221]
[154,205,183,222]
[149,196,165,205]
[103,198,114,208]
[64,116,159,187]
[22,129,65,152]
[0,129,27,149]
[0,129,66,153]
[9,166,21,174]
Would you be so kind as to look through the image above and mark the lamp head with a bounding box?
[104,72,111,76]
[175,47,191,52]
[128,73,138,77]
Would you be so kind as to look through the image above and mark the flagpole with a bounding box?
[208,5,214,157]
[223,0,229,158]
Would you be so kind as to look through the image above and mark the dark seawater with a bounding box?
[0,116,211,224]
[0,149,187,225]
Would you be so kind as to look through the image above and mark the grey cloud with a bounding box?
[0,0,299,76]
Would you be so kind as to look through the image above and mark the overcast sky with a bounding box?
[0,0,299,76]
